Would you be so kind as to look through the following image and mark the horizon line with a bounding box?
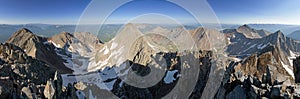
[0,22,300,26]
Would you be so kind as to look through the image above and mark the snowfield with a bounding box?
[61,67,118,90]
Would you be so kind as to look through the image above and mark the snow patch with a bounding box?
[43,41,50,45]
[146,42,159,51]
[48,40,61,48]
[119,81,124,87]
[290,50,297,57]
[257,43,269,49]
[68,45,74,52]
[110,42,118,50]
[242,44,257,53]
[54,48,73,68]
[227,37,231,45]
[247,42,251,45]
[231,57,242,62]
[232,34,236,38]
[89,46,125,71]
[281,61,295,79]
[62,67,119,91]
[164,70,179,84]
[101,46,109,55]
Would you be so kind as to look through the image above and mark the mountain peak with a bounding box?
[61,31,73,36]
[238,24,252,30]
[275,30,283,34]
[235,24,271,38]
[53,31,74,38]
[153,26,166,31]
[74,32,103,47]
[274,30,285,39]
[124,23,134,28]
[18,28,33,33]
[49,31,75,48]
[6,28,40,45]
[15,28,34,35]
[116,23,141,38]
[116,23,139,33]
[242,24,250,27]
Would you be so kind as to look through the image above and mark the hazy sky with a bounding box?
[0,0,299,25]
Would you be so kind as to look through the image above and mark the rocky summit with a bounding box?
[1,24,300,99]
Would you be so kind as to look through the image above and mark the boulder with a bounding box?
[44,80,55,99]
[74,82,87,91]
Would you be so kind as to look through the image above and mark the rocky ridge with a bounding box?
[227,24,271,38]
[6,28,73,73]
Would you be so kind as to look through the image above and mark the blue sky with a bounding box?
[0,0,91,24]
[0,0,299,25]
[208,0,300,25]
[103,0,197,24]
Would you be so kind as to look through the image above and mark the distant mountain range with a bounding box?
[287,30,300,40]
[1,23,299,43]
[247,24,300,35]
[0,24,122,42]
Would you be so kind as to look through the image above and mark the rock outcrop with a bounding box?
[215,48,298,98]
